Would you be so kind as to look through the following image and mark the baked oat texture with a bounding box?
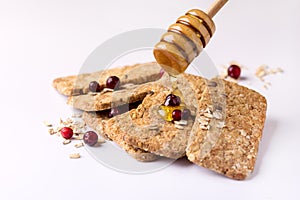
[100,75,207,159]
[67,83,154,112]
[52,62,161,96]
[82,111,159,162]
[186,78,267,180]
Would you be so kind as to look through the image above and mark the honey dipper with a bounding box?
[154,0,228,76]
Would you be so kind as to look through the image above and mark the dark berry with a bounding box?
[172,110,182,121]
[89,81,102,92]
[83,131,98,146]
[227,64,241,79]
[159,68,165,78]
[164,94,181,106]
[108,107,120,118]
[182,108,191,120]
[106,76,120,90]
[60,127,73,139]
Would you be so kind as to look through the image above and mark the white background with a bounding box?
[1,0,300,199]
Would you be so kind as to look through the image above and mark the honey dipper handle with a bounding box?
[207,0,228,18]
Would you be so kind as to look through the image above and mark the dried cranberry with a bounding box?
[89,81,102,92]
[172,110,182,121]
[108,107,120,118]
[83,131,98,146]
[182,108,191,120]
[164,94,181,106]
[227,64,241,79]
[60,127,73,139]
[106,76,120,90]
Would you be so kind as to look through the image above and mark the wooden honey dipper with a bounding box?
[154,0,228,76]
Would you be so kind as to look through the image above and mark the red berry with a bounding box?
[182,108,191,120]
[60,127,73,139]
[108,107,120,118]
[89,81,102,92]
[83,131,98,146]
[164,94,181,106]
[172,110,182,121]
[106,76,120,90]
[227,64,241,79]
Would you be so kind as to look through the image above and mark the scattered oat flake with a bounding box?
[254,65,283,89]
[102,88,114,92]
[69,153,81,159]
[175,124,184,130]
[200,125,209,130]
[204,113,213,118]
[97,138,106,144]
[43,121,52,127]
[199,116,210,122]
[199,120,209,126]
[65,118,73,124]
[48,128,55,135]
[63,139,71,145]
[55,126,62,133]
[73,135,83,140]
[174,120,188,126]
[74,142,84,148]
